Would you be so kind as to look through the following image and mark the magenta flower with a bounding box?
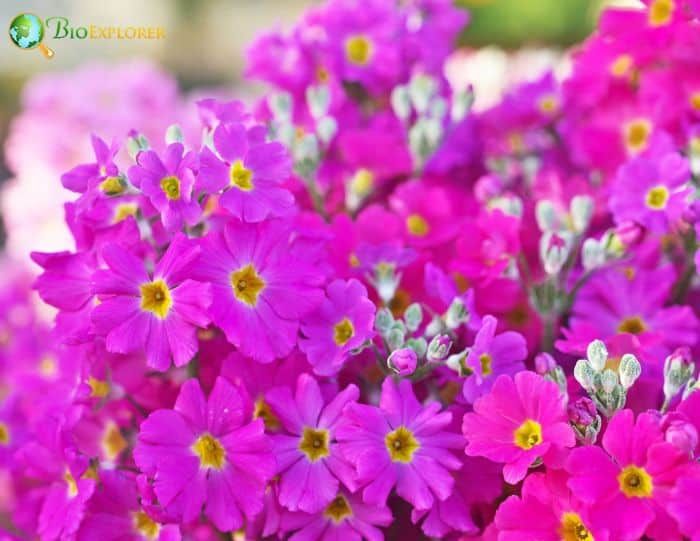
[198,122,294,222]
[266,374,358,512]
[128,143,201,231]
[610,149,691,233]
[91,234,211,371]
[462,315,528,403]
[668,474,700,541]
[280,489,392,541]
[79,470,181,541]
[337,378,463,510]
[61,134,120,195]
[463,371,575,484]
[133,377,275,532]
[194,219,324,363]
[566,409,694,541]
[299,279,375,376]
[495,470,609,541]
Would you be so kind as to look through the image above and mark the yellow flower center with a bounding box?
[513,419,542,450]
[350,168,374,197]
[254,398,281,431]
[479,353,493,377]
[345,35,373,65]
[0,422,9,445]
[538,95,559,114]
[230,264,266,307]
[139,279,172,319]
[385,426,420,463]
[88,376,110,398]
[324,495,353,523]
[133,511,160,540]
[159,175,181,200]
[230,160,254,191]
[559,512,595,541]
[99,176,124,195]
[65,471,79,498]
[38,356,56,377]
[618,465,653,498]
[648,0,674,26]
[618,315,646,335]
[113,203,138,223]
[299,427,330,462]
[317,66,330,83]
[349,253,360,268]
[624,119,652,154]
[192,433,225,470]
[645,185,670,210]
[610,54,633,77]
[406,214,429,237]
[333,318,354,346]
[689,92,700,111]
[102,421,128,461]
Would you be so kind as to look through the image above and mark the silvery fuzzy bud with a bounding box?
[405,337,427,359]
[126,132,149,160]
[374,308,394,336]
[450,86,474,123]
[445,297,469,330]
[683,378,699,400]
[425,315,444,337]
[388,348,417,376]
[165,124,183,144]
[427,334,452,363]
[489,195,523,218]
[386,325,406,351]
[369,263,401,305]
[574,359,596,391]
[664,347,695,402]
[619,354,642,390]
[268,92,292,120]
[408,74,437,115]
[535,352,557,375]
[429,97,448,121]
[535,200,558,232]
[294,133,320,163]
[445,349,469,376]
[570,195,594,233]
[582,238,606,270]
[316,116,337,144]
[404,303,423,332]
[661,413,698,456]
[586,340,608,372]
[600,369,619,395]
[306,85,330,119]
[540,232,570,275]
[390,85,411,121]
[568,397,601,445]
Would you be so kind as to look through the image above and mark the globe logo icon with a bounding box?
[8,13,54,58]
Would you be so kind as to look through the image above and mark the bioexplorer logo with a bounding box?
[8,13,166,58]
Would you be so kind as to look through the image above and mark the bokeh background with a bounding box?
[0,0,637,255]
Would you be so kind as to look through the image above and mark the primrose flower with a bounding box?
[61,134,121,197]
[300,279,376,376]
[337,378,463,510]
[463,371,575,484]
[128,142,201,232]
[266,374,358,512]
[566,409,693,541]
[133,377,275,532]
[194,219,324,363]
[91,234,211,371]
[197,122,294,222]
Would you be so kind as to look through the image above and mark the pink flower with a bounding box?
[266,374,358,512]
[133,377,275,532]
[299,279,375,376]
[463,371,575,484]
[566,409,693,541]
[337,378,463,510]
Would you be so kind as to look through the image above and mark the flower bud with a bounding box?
[316,116,337,144]
[306,85,330,119]
[568,397,601,444]
[540,232,571,275]
[574,359,596,391]
[427,334,452,363]
[664,347,695,402]
[619,354,642,390]
[165,124,183,144]
[600,369,619,394]
[614,220,643,249]
[570,195,594,233]
[388,348,418,376]
[682,200,700,224]
[404,303,423,332]
[586,339,608,372]
[374,308,394,335]
[535,200,558,232]
[534,352,557,375]
[445,297,469,330]
[474,174,503,203]
[391,85,411,121]
[662,414,698,455]
[582,238,606,270]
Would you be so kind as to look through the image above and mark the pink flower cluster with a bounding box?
[1,0,700,540]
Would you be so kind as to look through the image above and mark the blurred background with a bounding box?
[0,0,638,255]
